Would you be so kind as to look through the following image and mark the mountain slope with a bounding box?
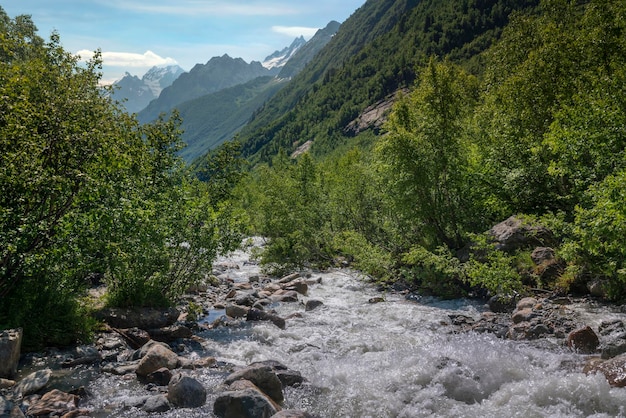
[263,36,307,70]
[233,0,539,164]
[111,65,184,113]
[277,21,341,79]
[137,55,271,124]
[177,76,288,163]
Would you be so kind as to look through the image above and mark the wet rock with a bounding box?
[116,327,151,349]
[516,297,538,311]
[167,374,207,408]
[587,353,626,387]
[102,362,138,375]
[588,280,608,298]
[235,293,258,307]
[225,364,284,403]
[278,273,301,284]
[488,295,517,313]
[135,344,179,377]
[145,367,173,386]
[512,308,536,324]
[62,345,102,368]
[270,290,300,303]
[305,299,324,311]
[226,304,250,318]
[130,339,170,360]
[568,326,600,354]
[191,356,217,369]
[25,389,80,416]
[0,328,22,379]
[148,324,193,342]
[214,388,280,418]
[247,308,286,329]
[95,307,180,329]
[369,297,385,304]
[598,320,626,359]
[15,369,52,397]
[489,216,554,251]
[143,394,171,413]
[249,360,304,387]
[272,410,316,418]
[284,280,308,296]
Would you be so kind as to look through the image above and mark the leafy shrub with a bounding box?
[401,245,465,298]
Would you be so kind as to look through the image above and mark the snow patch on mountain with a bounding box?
[262,36,307,69]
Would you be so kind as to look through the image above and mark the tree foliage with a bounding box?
[0,8,243,348]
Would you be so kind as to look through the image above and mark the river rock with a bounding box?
[568,326,600,354]
[62,345,102,368]
[279,273,301,284]
[0,378,15,389]
[305,299,324,311]
[95,307,180,329]
[148,324,193,342]
[598,320,626,359]
[214,388,280,418]
[25,389,81,416]
[167,374,207,408]
[135,344,179,377]
[587,353,626,387]
[15,369,52,397]
[225,364,284,403]
[117,327,151,348]
[143,394,171,413]
[247,308,286,329]
[145,367,173,386]
[0,395,23,417]
[0,328,22,379]
[284,280,308,296]
[249,360,305,387]
[488,295,517,313]
[226,304,250,318]
[270,290,299,303]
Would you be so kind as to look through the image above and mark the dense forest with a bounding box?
[2,0,626,351]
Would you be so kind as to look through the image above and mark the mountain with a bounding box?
[111,65,184,114]
[262,36,307,70]
[137,55,272,124]
[231,0,540,164]
[177,76,288,163]
[278,21,341,79]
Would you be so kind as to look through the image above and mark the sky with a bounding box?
[2,0,366,84]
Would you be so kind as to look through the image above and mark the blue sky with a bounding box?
[2,0,366,83]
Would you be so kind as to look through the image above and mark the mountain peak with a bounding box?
[262,36,308,69]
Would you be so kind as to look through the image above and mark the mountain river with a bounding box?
[70,240,626,417]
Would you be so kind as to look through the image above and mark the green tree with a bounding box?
[376,58,479,250]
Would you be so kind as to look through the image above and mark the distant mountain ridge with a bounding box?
[263,36,307,70]
[137,55,273,124]
[111,65,184,113]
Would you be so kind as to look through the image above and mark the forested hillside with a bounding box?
[233,0,539,163]
[236,0,626,304]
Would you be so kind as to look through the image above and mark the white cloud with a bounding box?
[272,25,319,39]
[76,50,178,68]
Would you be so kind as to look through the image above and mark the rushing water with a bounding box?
[82,241,626,417]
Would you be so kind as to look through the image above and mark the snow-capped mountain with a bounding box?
[112,65,184,113]
[262,36,307,70]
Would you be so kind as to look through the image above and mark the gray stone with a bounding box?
[305,300,324,312]
[167,374,207,408]
[135,344,179,377]
[15,369,52,397]
[225,364,284,403]
[272,410,316,418]
[94,307,180,329]
[226,304,250,318]
[143,394,171,413]
[214,388,279,418]
[0,328,22,379]
[247,308,286,329]
[489,216,554,251]
[148,324,193,342]
[530,247,555,264]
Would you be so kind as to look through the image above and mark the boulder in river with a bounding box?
[0,328,22,379]
[25,389,84,416]
[225,364,284,403]
[489,215,554,251]
[167,374,207,408]
[135,344,179,377]
[568,326,600,354]
[587,352,626,387]
[14,369,52,397]
[214,388,280,418]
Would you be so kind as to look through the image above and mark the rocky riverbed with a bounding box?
[3,238,626,417]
